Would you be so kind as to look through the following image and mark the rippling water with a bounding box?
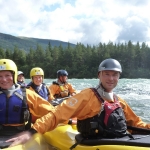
[26,78,150,123]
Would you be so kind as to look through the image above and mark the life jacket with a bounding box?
[27,82,50,100]
[77,88,127,139]
[0,88,30,125]
[52,81,70,98]
[0,87,31,148]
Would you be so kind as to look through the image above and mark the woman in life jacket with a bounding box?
[17,71,27,87]
[27,67,54,123]
[0,59,52,148]
[49,69,77,99]
[27,67,54,102]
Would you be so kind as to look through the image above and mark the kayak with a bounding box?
[4,124,150,150]
[43,124,150,150]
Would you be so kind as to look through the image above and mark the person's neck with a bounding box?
[33,83,42,87]
[2,84,20,97]
[96,84,114,102]
[1,85,16,90]
[57,80,66,84]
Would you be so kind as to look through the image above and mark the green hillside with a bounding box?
[0,32,76,52]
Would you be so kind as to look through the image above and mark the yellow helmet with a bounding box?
[30,67,44,79]
[0,59,18,84]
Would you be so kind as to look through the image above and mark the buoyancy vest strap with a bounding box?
[53,81,64,91]
[52,81,59,85]
[46,85,50,96]
[21,87,31,129]
[90,88,104,103]
[14,91,27,124]
[18,88,28,123]
[21,87,27,107]
[14,92,23,100]
[69,136,84,150]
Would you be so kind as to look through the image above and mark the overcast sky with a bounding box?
[0,0,150,46]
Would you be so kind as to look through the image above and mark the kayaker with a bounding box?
[49,69,77,99]
[0,59,53,148]
[49,69,77,126]
[17,71,27,87]
[7,58,150,147]
[26,67,54,123]
[27,67,54,102]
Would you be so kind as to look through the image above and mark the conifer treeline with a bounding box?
[0,40,150,78]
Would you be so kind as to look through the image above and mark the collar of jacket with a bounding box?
[95,84,114,102]
[1,84,20,97]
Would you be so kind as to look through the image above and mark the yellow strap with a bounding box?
[60,85,64,91]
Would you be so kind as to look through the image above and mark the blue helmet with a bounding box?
[57,70,68,78]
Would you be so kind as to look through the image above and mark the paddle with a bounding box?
[127,126,150,133]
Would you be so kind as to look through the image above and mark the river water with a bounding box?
[25,78,150,123]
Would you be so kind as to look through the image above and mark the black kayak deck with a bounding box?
[75,134,150,147]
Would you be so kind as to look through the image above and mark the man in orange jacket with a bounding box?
[49,69,77,98]
[7,58,150,146]
[49,69,77,126]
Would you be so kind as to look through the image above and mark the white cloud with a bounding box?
[0,0,150,45]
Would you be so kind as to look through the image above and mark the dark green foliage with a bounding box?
[0,33,76,52]
[1,36,150,78]
[0,47,5,58]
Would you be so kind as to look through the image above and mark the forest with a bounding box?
[0,40,150,79]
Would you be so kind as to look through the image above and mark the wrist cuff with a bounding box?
[28,128,37,135]
[68,119,72,125]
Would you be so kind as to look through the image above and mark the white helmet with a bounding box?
[18,71,24,76]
